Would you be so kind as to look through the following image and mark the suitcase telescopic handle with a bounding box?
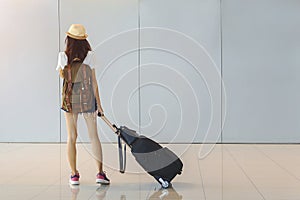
[98,113,126,173]
[98,114,118,133]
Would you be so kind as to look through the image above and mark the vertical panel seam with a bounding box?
[138,0,141,134]
[57,0,62,197]
[58,0,61,143]
[220,0,223,144]
[58,0,61,144]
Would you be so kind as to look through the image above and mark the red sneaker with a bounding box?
[69,173,80,185]
[96,172,110,185]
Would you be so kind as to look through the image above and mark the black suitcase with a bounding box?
[100,115,183,188]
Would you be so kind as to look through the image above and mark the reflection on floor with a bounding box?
[68,184,183,200]
[0,143,300,200]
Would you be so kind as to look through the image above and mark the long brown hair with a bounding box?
[65,36,92,64]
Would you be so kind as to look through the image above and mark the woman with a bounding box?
[56,24,110,185]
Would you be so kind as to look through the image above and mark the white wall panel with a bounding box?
[1,0,299,144]
[222,0,300,142]
[0,0,59,142]
[60,0,139,142]
[139,0,222,143]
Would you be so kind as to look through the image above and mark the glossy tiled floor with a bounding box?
[0,143,300,200]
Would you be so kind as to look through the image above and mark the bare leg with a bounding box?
[84,112,103,173]
[65,112,79,175]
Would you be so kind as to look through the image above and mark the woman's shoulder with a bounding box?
[86,50,95,58]
[56,51,67,71]
[83,51,96,66]
[58,51,67,61]
[56,51,95,70]
[58,50,94,59]
[58,51,66,56]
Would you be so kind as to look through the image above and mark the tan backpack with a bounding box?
[61,59,96,113]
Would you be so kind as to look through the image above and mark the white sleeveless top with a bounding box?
[56,51,96,71]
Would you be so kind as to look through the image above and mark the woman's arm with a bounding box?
[57,52,67,78]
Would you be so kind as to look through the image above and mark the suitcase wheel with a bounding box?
[158,178,170,189]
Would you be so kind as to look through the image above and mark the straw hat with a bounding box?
[66,24,88,40]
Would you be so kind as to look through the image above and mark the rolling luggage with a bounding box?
[100,115,183,188]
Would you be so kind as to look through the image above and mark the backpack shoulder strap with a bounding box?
[82,64,89,87]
